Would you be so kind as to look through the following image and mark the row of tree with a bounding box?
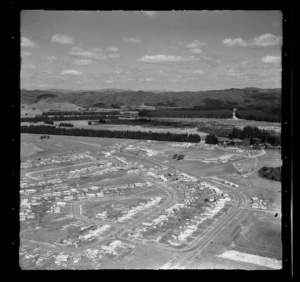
[138,109,233,119]
[41,111,120,116]
[21,125,201,143]
[228,126,281,145]
[235,110,280,123]
[58,123,74,127]
[21,115,119,123]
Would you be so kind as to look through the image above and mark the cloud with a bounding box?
[51,34,74,44]
[185,40,207,54]
[189,48,202,54]
[252,33,282,47]
[193,70,204,75]
[226,69,243,76]
[22,64,36,69]
[123,37,142,43]
[108,53,120,59]
[73,59,94,65]
[261,55,281,64]
[45,56,57,63]
[223,38,248,47]
[60,69,82,75]
[141,11,156,17]
[21,51,32,57]
[139,54,198,63]
[107,47,119,52]
[223,33,282,47]
[186,40,207,49]
[21,37,39,48]
[68,47,107,60]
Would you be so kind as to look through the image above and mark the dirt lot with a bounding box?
[186,209,281,269]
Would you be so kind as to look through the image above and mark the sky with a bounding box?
[21,10,282,91]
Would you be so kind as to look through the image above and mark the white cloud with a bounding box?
[252,33,282,47]
[139,54,198,63]
[21,51,32,57]
[68,47,107,60]
[185,40,207,54]
[190,48,202,54]
[73,59,94,65]
[21,37,39,48]
[141,11,156,17]
[223,33,282,47]
[193,70,204,75]
[22,64,36,69]
[223,38,248,47]
[123,37,142,43]
[226,69,243,76]
[61,69,82,75]
[186,40,207,49]
[261,55,281,64]
[108,53,120,59]
[139,54,185,63]
[107,47,119,52]
[45,56,57,63]
[51,34,74,44]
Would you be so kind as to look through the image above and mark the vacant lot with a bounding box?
[221,210,281,259]
[21,142,44,159]
[21,133,133,161]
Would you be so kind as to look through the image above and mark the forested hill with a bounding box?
[21,88,281,110]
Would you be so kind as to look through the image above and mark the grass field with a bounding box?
[21,134,133,161]
[158,117,281,129]
[21,142,45,158]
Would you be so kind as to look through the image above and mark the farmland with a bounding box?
[20,133,282,269]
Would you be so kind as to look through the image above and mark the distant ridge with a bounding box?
[21,88,281,111]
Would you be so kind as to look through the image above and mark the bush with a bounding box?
[258,166,281,181]
[205,134,219,144]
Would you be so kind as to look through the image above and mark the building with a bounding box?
[56,254,69,262]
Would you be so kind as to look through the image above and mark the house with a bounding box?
[56,254,69,262]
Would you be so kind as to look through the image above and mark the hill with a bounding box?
[21,88,281,111]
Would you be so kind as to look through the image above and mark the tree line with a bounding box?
[58,123,74,127]
[41,111,120,116]
[235,110,280,123]
[228,126,281,145]
[139,109,233,119]
[21,115,119,123]
[21,125,201,143]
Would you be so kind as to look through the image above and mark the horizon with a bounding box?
[21,10,282,91]
[21,86,281,92]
